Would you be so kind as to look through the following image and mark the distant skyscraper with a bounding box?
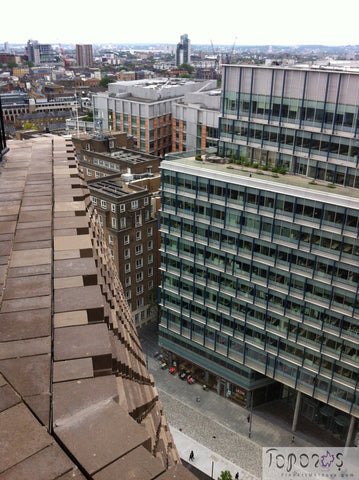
[176,34,191,66]
[27,39,54,65]
[76,44,93,67]
[4,42,9,53]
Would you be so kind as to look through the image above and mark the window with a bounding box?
[92,196,97,206]
[110,249,114,259]
[136,231,142,241]
[101,200,107,209]
[120,204,125,213]
[120,218,126,228]
[147,227,153,236]
[136,272,143,282]
[148,254,153,264]
[136,214,142,226]
[137,285,144,295]
[95,171,100,178]
[87,168,92,176]
[136,244,143,255]
[148,240,153,250]
[137,298,144,309]
[86,143,90,150]
[126,290,131,300]
[109,235,114,245]
[124,235,130,245]
[131,200,138,210]
[148,280,153,289]
[109,140,114,148]
[125,277,131,287]
[112,217,117,228]
[98,214,103,225]
[111,203,116,213]
[145,211,150,221]
[136,258,143,269]
[144,197,149,206]
[125,263,131,273]
[124,249,130,259]
[148,267,153,277]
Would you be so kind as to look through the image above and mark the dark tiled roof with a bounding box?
[0,136,195,479]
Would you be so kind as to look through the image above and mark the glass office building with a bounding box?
[159,158,359,445]
[159,64,359,447]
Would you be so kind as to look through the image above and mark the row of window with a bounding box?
[220,119,359,163]
[163,172,359,233]
[123,228,153,244]
[124,256,154,273]
[161,305,358,382]
[91,196,149,212]
[125,269,154,286]
[123,241,153,258]
[223,91,358,133]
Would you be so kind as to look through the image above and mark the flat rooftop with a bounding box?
[162,154,359,207]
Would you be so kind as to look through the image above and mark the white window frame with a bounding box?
[101,200,107,209]
[148,240,153,250]
[125,263,131,273]
[136,272,143,282]
[131,200,138,210]
[111,203,116,213]
[147,227,153,236]
[144,197,149,206]
[87,168,92,176]
[136,285,144,295]
[120,204,125,213]
[108,235,114,245]
[112,217,117,228]
[136,258,143,269]
[120,217,126,229]
[136,231,141,241]
[124,235,130,245]
[125,277,131,287]
[98,214,103,225]
[148,254,153,264]
[124,249,130,259]
[148,267,153,277]
[92,196,97,206]
[135,244,143,255]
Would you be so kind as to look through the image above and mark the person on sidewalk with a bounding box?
[235,473,239,480]
[189,450,194,461]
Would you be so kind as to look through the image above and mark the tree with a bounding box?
[99,77,115,89]
[23,61,34,68]
[7,61,18,69]
[179,63,194,74]
[218,471,233,480]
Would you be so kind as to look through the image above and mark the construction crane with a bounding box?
[59,44,70,70]
[226,37,237,64]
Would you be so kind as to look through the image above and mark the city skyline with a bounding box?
[2,0,358,48]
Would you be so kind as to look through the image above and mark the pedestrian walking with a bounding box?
[189,450,194,461]
[235,473,239,480]
[247,414,250,423]
[291,435,295,445]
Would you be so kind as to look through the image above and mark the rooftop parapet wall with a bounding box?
[0,136,194,479]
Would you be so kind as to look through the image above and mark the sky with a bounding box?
[2,0,358,47]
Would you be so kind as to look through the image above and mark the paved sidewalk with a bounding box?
[138,324,344,480]
[172,427,257,480]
